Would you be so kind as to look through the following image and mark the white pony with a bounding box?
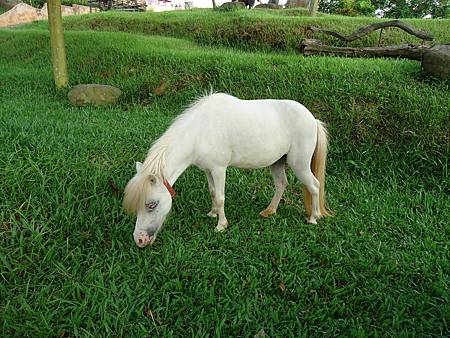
[124,93,331,247]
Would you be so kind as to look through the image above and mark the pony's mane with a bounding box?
[123,137,169,214]
[123,91,217,214]
[184,88,216,112]
[140,91,215,175]
[123,174,152,214]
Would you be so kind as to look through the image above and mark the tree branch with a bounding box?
[307,20,434,42]
[300,39,429,61]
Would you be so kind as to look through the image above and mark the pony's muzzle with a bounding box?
[135,231,155,248]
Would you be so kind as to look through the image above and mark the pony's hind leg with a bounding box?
[260,157,288,218]
[300,172,321,224]
[205,170,218,217]
[287,149,321,224]
[210,167,228,232]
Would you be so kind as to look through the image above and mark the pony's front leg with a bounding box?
[205,170,218,218]
[210,167,228,232]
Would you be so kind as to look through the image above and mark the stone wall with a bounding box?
[0,2,95,27]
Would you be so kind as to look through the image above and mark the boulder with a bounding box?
[220,2,246,9]
[255,3,283,9]
[72,4,94,15]
[0,3,96,27]
[0,3,39,27]
[286,0,308,8]
[422,44,450,79]
[61,4,76,16]
[68,84,122,107]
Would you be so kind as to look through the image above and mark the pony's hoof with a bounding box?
[259,208,276,218]
[215,223,228,232]
[207,210,218,218]
[306,217,317,224]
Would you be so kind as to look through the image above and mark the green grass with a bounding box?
[25,9,450,53]
[1,18,449,337]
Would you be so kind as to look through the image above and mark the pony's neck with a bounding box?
[164,141,192,186]
[143,133,192,186]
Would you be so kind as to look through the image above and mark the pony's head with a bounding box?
[123,162,172,248]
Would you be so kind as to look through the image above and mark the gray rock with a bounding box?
[68,84,122,107]
[220,2,245,9]
[286,0,308,8]
[422,44,450,79]
[255,3,283,9]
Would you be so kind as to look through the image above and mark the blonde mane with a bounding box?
[123,136,169,214]
[123,92,215,214]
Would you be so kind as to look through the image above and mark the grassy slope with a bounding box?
[25,8,450,53]
[1,23,449,337]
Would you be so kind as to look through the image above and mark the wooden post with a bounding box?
[308,0,319,16]
[47,0,69,89]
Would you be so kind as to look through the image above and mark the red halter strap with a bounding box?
[163,179,176,199]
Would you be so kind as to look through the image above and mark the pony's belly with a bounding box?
[228,144,289,169]
[194,143,288,170]
[229,158,282,169]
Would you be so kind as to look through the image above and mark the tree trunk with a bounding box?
[307,20,433,42]
[421,44,450,79]
[308,0,319,16]
[212,0,217,9]
[47,0,68,89]
[300,39,428,61]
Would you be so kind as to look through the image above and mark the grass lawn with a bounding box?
[1,10,449,336]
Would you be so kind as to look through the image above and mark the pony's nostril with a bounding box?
[134,231,153,247]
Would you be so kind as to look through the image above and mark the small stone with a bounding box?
[254,329,267,338]
[422,44,450,79]
[68,84,122,107]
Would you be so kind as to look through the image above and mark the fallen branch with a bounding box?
[300,39,429,61]
[307,20,434,42]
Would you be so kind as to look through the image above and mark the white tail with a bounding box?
[303,120,331,218]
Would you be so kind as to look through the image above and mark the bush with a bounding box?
[321,0,375,16]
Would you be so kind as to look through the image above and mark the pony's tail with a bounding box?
[303,120,331,218]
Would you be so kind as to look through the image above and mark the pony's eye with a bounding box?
[145,201,159,212]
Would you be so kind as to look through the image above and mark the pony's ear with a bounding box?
[135,161,143,173]
[148,174,159,185]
